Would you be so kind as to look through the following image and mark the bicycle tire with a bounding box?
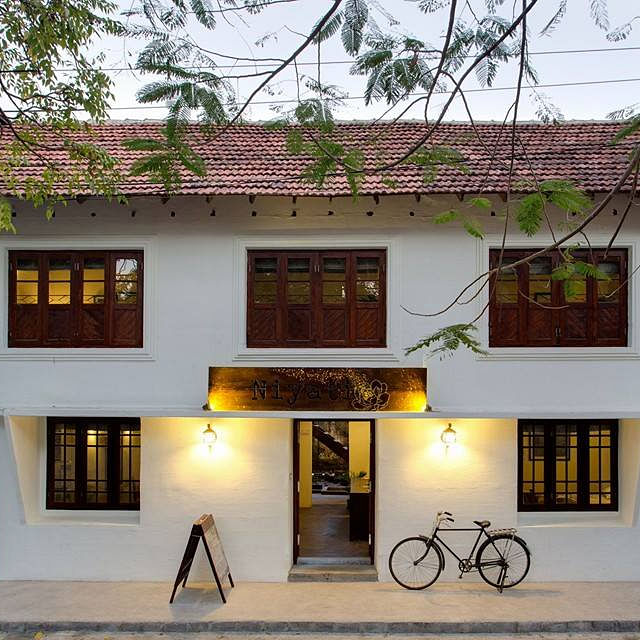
[476,533,530,589]
[388,536,443,590]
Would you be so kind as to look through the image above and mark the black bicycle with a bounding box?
[389,511,530,593]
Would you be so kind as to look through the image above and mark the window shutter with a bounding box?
[489,250,523,347]
[283,252,315,347]
[592,249,627,347]
[318,252,350,347]
[351,251,386,347]
[78,252,108,346]
[9,251,43,347]
[524,256,555,347]
[247,252,281,347]
[109,251,143,347]
[43,252,74,347]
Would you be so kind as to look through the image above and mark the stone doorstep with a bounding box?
[1,619,640,634]
[288,564,378,582]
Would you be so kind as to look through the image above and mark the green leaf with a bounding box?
[611,115,640,144]
[406,323,488,359]
[462,216,484,239]
[469,196,491,209]
[573,261,610,280]
[286,130,305,155]
[313,10,343,43]
[540,180,591,214]
[516,193,544,236]
[0,197,15,233]
[433,209,460,224]
[122,138,167,152]
[341,0,369,55]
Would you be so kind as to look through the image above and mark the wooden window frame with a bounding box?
[247,249,387,348]
[517,419,618,512]
[46,417,141,511]
[489,248,628,348]
[8,250,144,348]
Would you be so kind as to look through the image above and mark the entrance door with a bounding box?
[293,420,375,564]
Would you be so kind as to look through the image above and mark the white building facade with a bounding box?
[1,121,639,584]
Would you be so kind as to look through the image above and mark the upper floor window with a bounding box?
[247,249,386,348]
[47,417,141,510]
[518,419,618,511]
[8,250,143,348]
[489,248,628,348]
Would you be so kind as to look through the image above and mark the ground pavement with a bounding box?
[1,581,640,634]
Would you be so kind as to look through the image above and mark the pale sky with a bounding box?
[85,0,640,123]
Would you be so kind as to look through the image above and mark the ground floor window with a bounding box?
[518,419,618,511]
[47,417,141,510]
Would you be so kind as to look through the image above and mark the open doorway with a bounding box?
[293,420,375,564]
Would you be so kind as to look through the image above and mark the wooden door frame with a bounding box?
[292,419,376,565]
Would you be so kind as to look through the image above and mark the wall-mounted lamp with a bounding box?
[202,424,218,452]
[441,423,457,450]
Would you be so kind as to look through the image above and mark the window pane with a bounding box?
[120,427,141,505]
[597,261,620,302]
[529,258,552,304]
[588,424,613,506]
[83,281,105,304]
[86,428,109,504]
[357,257,380,280]
[564,274,586,303]
[52,424,76,504]
[521,425,545,505]
[495,259,518,303]
[254,281,277,304]
[323,257,346,304]
[115,258,138,304]
[553,424,578,506]
[16,281,38,304]
[115,281,137,304]
[49,258,71,281]
[357,281,379,302]
[254,258,277,281]
[115,258,138,279]
[48,258,71,304]
[287,258,310,304]
[83,258,105,304]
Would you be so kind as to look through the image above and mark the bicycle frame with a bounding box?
[418,522,505,575]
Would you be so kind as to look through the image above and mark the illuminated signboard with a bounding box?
[207,367,428,412]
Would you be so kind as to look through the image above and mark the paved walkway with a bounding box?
[1,581,640,633]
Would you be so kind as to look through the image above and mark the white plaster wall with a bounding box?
[0,193,639,416]
[0,415,292,581]
[376,419,640,582]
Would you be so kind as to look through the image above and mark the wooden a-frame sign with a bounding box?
[170,513,234,604]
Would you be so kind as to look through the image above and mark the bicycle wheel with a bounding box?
[476,533,530,589]
[389,536,443,590]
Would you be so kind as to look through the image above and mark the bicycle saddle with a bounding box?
[474,520,491,528]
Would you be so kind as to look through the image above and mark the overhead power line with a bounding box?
[5,75,638,114]
[20,45,640,74]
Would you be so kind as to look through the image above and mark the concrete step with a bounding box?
[288,563,378,582]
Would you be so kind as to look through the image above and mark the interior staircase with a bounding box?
[312,424,348,461]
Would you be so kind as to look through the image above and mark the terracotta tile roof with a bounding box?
[3,121,638,197]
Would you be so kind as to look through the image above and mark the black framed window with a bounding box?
[518,419,618,511]
[47,417,141,510]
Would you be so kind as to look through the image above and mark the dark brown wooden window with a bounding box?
[247,249,386,348]
[518,419,618,511]
[489,248,627,347]
[9,250,143,347]
[47,417,140,510]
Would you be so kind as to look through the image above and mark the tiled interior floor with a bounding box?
[299,494,369,558]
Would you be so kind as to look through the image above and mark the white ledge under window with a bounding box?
[518,511,627,528]
[478,346,640,362]
[232,347,400,363]
[27,510,140,527]
[0,347,154,362]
